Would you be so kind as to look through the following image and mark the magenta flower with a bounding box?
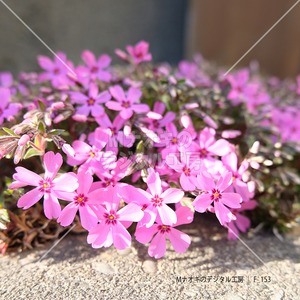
[66,137,116,175]
[77,50,111,82]
[106,85,149,119]
[38,52,74,89]
[191,127,231,172]
[222,152,253,201]
[9,152,79,219]
[226,200,257,240]
[0,87,22,124]
[123,168,184,227]
[142,101,175,133]
[193,171,242,225]
[165,151,201,191]
[95,114,135,153]
[87,186,144,250]
[57,171,100,230]
[135,206,193,259]
[70,83,111,118]
[115,40,152,65]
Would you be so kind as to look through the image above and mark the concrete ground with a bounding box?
[0,215,299,300]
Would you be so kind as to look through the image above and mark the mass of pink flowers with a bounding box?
[1,41,300,258]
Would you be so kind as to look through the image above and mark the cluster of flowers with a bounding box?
[0,41,299,258]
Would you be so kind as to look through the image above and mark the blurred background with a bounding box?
[0,0,299,77]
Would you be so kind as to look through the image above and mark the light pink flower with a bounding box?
[106,85,149,119]
[165,150,201,191]
[190,127,231,174]
[122,168,184,227]
[57,171,100,230]
[70,83,111,118]
[115,41,152,65]
[38,52,74,89]
[193,171,242,225]
[222,152,253,201]
[0,88,22,124]
[9,152,79,219]
[135,206,193,259]
[95,114,135,153]
[77,50,111,82]
[87,186,144,250]
[226,200,257,240]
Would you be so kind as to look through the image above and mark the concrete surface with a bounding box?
[0,215,299,300]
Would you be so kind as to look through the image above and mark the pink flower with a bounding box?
[165,151,201,191]
[142,101,175,133]
[135,206,193,259]
[9,152,79,219]
[106,85,149,119]
[123,168,184,227]
[222,152,253,201]
[77,50,111,82]
[87,186,144,250]
[95,114,135,153]
[70,83,111,118]
[66,136,116,175]
[193,171,242,225]
[57,171,100,230]
[115,41,152,65]
[38,52,74,89]
[190,127,231,173]
[0,87,22,124]
[226,200,257,240]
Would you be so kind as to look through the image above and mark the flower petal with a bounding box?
[135,224,158,244]
[17,188,43,209]
[109,85,125,102]
[43,193,61,219]
[79,205,98,230]
[57,203,78,226]
[53,172,79,192]
[43,151,63,179]
[148,232,166,259]
[157,204,177,226]
[167,228,191,253]
[13,167,41,187]
[118,203,144,222]
[221,193,242,208]
[192,194,213,213]
[112,222,131,250]
[161,188,184,204]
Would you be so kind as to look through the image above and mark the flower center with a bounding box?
[211,188,222,202]
[89,151,95,157]
[151,195,163,207]
[87,98,95,106]
[158,225,171,234]
[171,137,178,144]
[91,66,99,73]
[53,68,60,75]
[74,193,88,206]
[110,127,117,136]
[199,148,208,158]
[182,166,191,176]
[39,178,54,193]
[141,204,148,211]
[104,210,119,225]
[122,101,130,108]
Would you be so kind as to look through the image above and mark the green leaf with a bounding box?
[136,140,144,154]
[23,147,43,159]
[2,127,18,136]
[37,99,46,111]
[38,121,46,133]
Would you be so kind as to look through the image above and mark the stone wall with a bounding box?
[0,0,187,73]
